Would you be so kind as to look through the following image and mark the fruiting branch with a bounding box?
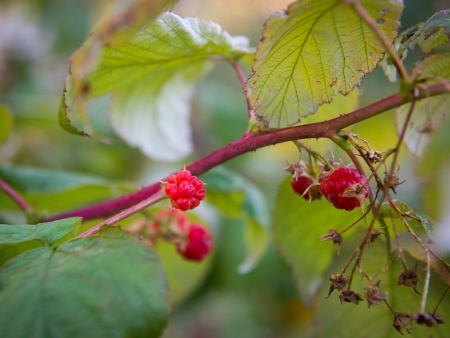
[46,82,449,222]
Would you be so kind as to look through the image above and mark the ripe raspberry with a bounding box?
[164,168,206,211]
[319,167,369,211]
[291,175,318,201]
[177,224,212,261]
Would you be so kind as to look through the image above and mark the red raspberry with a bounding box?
[177,224,212,261]
[319,167,369,211]
[291,175,317,200]
[164,168,206,211]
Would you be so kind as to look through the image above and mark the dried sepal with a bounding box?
[283,159,306,180]
[342,183,367,212]
[366,150,383,163]
[326,274,349,298]
[413,311,445,327]
[364,280,388,308]
[320,229,343,255]
[398,262,420,294]
[393,312,413,335]
[384,171,405,194]
[306,184,322,201]
[366,227,387,248]
[338,290,364,305]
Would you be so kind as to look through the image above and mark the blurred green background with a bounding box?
[0,0,448,337]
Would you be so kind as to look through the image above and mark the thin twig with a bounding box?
[388,210,408,271]
[353,1,410,82]
[420,250,431,313]
[75,190,165,238]
[389,98,416,176]
[230,61,256,122]
[432,287,449,315]
[0,177,31,213]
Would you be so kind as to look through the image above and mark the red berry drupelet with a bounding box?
[177,224,212,261]
[291,175,318,201]
[319,167,369,211]
[164,168,206,211]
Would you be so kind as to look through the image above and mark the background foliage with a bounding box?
[0,0,449,337]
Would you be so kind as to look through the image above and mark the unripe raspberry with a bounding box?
[164,168,206,211]
[291,175,318,201]
[319,167,369,211]
[177,224,212,261]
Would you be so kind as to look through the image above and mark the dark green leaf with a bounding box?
[273,176,361,304]
[0,166,132,214]
[0,218,81,265]
[0,228,169,338]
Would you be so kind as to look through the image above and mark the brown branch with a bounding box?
[45,82,449,222]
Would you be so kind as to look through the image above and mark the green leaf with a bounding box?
[0,218,81,265]
[245,0,403,128]
[396,52,450,157]
[202,167,269,274]
[0,104,13,143]
[315,230,450,337]
[0,165,132,214]
[57,81,88,137]
[273,176,361,304]
[65,12,253,161]
[69,0,178,93]
[0,228,169,338]
[155,233,214,305]
[417,117,450,220]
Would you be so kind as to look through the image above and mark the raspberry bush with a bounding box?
[1,1,449,337]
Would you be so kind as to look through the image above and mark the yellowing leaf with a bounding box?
[245,0,403,128]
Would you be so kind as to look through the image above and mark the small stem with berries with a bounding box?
[75,190,166,238]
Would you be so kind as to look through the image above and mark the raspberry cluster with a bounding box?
[319,167,369,211]
[164,168,206,211]
[177,224,212,261]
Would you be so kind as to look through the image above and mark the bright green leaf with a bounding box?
[396,52,450,157]
[0,105,13,143]
[0,228,169,338]
[65,12,254,161]
[273,176,361,304]
[202,167,269,273]
[316,230,450,337]
[0,218,81,265]
[245,0,402,128]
